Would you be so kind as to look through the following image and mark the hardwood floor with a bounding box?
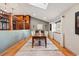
[1,34,76,56]
[15,38,64,56]
[48,34,76,56]
[0,35,32,56]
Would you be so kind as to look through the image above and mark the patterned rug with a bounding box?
[15,38,64,56]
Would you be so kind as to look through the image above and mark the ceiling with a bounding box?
[0,3,75,22]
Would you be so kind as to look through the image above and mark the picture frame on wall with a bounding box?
[75,11,79,34]
[50,24,52,31]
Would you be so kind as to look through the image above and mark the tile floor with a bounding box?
[15,38,64,56]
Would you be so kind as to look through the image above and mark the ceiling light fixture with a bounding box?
[4,3,7,12]
[4,0,7,12]
[11,8,14,15]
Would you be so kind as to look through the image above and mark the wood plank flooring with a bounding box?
[15,38,64,56]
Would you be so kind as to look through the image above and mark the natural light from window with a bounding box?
[29,3,48,9]
[52,23,56,32]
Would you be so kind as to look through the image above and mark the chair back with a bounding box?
[35,30,39,35]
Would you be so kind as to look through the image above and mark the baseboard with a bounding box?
[48,34,76,56]
[0,35,32,56]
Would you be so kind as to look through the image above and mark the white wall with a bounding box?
[49,17,63,46]
[0,30,31,53]
[62,4,79,55]
[31,17,49,31]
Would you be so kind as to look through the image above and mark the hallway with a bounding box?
[15,38,64,56]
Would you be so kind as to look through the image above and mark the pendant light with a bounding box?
[4,0,7,12]
[11,8,14,15]
[4,2,7,12]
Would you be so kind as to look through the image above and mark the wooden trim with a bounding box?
[9,15,13,30]
[0,35,32,56]
[14,15,30,16]
[54,32,61,34]
[48,34,76,56]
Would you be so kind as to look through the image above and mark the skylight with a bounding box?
[29,3,48,9]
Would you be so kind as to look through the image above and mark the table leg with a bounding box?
[32,38,34,48]
[45,38,47,48]
[39,39,41,46]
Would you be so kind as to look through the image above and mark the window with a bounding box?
[55,20,61,32]
[51,23,56,32]
[56,22,61,32]
[0,17,9,30]
[29,3,48,9]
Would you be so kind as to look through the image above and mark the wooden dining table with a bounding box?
[32,36,47,48]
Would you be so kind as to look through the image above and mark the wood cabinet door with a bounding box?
[14,15,30,30]
[24,15,30,29]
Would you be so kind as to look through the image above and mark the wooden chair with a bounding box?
[41,30,44,36]
[32,30,47,48]
[35,30,39,35]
